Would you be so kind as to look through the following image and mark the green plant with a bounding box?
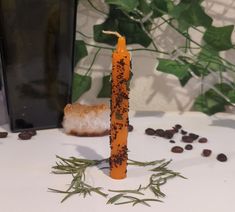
[73,0,235,115]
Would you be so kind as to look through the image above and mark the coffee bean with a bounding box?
[202,149,212,157]
[174,124,182,129]
[25,129,37,136]
[18,132,32,140]
[216,153,227,162]
[172,127,179,133]
[181,135,194,143]
[188,133,199,140]
[169,140,175,143]
[155,129,165,137]
[164,130,174,139]
[185,144,193,150]
[198,137,208,143]
[171,146,184,153]
[145,128,156,136]
[128,125,133,132]
[0,132,8,138]
[180,130,187,135]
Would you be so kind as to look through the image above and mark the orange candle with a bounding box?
[103,31,131,179]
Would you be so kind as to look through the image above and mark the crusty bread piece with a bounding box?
[62,103,110,136]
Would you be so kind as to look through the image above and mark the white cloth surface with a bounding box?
[0,112,235,212]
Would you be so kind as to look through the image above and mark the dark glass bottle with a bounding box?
[0,0,77,132]
[0,51,2,90]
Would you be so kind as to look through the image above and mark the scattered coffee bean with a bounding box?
[202,149,212,157]
[155,129,165,137]
[185,144,193,150]
[170,129,177,134]
[174,124,182,129]
[172,127,179,133]
[25,129,37,136]
[216,153,227,162]
[0,132,8,138]
[128,125,133,132]
[164,130,174,139]
[180,129,187,135]
[144,125,228,164]
[171,146,184,153]
[188,133,199,140]
[181,135,194,143]
[145,128,156,136]
[18,132,32,140]
[198,137,208,143]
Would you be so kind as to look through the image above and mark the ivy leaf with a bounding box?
[74,40,88,66]
[105,0,139,12]
[197,45,225,72]
[180,2,212,28]
[137,0,152,15]
[157,59,192,86]
[228,89,235,102]
[203,25,234,51]
[94,18,118,46]
[190,46,225,77]
[150,0,174,18]
[97,75,111,98]
[180,0,204,4]
[169,2,189,31]
[72,73,91,102]
[170,2,189,19]
[189,64,209,77]
[193,83,233,115]
[93,7,152,47]
[170,1,212,31]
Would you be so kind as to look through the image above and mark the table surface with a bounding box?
[1,111,235,212]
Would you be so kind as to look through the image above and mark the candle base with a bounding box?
[110,172,126,180]
[109,160,127,180]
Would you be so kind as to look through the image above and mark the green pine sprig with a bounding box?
[50,156,186,206]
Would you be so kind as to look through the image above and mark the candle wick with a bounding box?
[102,30,122,38]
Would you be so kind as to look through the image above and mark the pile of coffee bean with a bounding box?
[18,129,37,140]
[145,124,228,162]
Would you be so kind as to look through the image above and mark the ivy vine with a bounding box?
[73,0,235,115]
